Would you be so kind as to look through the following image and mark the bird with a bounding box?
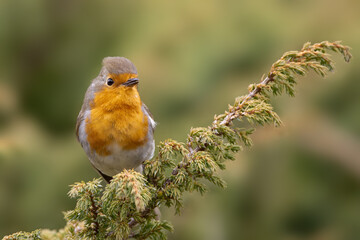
[76,57,156,183]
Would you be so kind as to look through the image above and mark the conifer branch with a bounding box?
[216,74,275,127]
[3,41,351,240]
[142,40,351,230]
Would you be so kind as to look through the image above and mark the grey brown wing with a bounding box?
[75,109,85,143]
[142,103,156,132]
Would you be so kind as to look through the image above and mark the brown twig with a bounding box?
[88,191,100,236]
[214,73,275,127]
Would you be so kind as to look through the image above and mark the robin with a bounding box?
[76,57,156,183]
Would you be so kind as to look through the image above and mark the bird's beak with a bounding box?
[122,78,139,87]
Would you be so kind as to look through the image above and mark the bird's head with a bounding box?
[100,56,139,89]
[86,57,142,111]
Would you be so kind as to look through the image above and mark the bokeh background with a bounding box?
[1,0,360,239]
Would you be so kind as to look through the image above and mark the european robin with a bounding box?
[76,57,155,183]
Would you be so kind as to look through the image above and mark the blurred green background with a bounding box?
[1,0,360,239]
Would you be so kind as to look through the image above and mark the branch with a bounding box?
[3,41,352,240]
[215,74,275,127]
[88,191,100,236]
[143,40,351,220]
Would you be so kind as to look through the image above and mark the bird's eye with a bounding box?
[107,78,114,86]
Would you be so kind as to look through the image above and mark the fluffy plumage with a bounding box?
[76,57,155,182]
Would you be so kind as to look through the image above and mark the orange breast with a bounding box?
[85,79,149,156]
